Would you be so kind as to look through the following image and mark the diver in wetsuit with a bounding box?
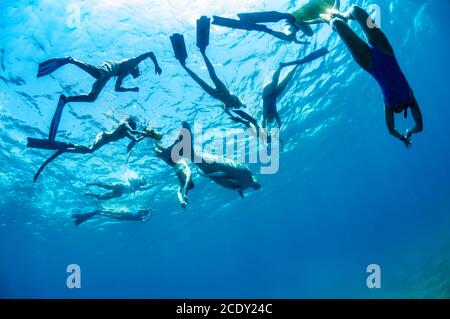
[37,52,162,143]
[86,176,152,201]
[170,19,259,132]
[262,64,300,129]
[212,0,340,41]
[321,6,423,147]
[72,208,153,226]
[27,117,162,181]
[179,50,260,131]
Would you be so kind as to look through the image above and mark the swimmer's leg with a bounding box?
[85,193,103,200]
[182,64,218,98]
[68,58,103,79]
[87,182,115,190]
[263,66,283,98]
[330,17,371,71]
[65,77,108,103]
[408,96,424,137]
[200,51,228,93]
[346,5,394,55]
[177,185,187,209]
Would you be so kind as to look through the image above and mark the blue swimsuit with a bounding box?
[368,43,413,114]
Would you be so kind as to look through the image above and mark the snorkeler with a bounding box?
[179,122,261,198]
[154,125,195,209]
[212,0,340,42]
[85,176,152,201]
[72,208,153,226]
[321,6,423,147]
[262,47,329,129]
[27,116,162,181]
[170,17,260,132]
[37,52,163,143]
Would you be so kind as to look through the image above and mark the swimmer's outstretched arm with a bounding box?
[115,76,139,92]
[131,52,162,74]
[123,122,148,137]
[406,101,424,138]
[261,26,297,43]
[125,131,146,143]
[385,106,411,148]
[140,185,153,191]
[177,179,189,208]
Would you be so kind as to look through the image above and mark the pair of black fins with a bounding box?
[170,16,210,65]
[171,15,328,65]
[36,57,71,144]
[212,11,314,37]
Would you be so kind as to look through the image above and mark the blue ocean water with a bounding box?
[0,0,449,298]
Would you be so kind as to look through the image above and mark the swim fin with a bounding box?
[33,150,65,182]
[72,211,100,227]
[27,137,74,150]
[281,47,329,67]
[49,95,67,144]
[37,57,70,78]
[196,16,210,52]
[237,11,291,23]
[127,140,137,154]
[212,16,265,32]
[170,33,188,65]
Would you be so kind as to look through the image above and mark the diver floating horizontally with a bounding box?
[86,176,152,201]
[320,6,423,147]
[171,17,260,132]
[212,0,340,42]
[72,208,154,226]
[27,116,162,181]
[37,52,163,143]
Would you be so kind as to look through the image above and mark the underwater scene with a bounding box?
[0,0,449,298]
